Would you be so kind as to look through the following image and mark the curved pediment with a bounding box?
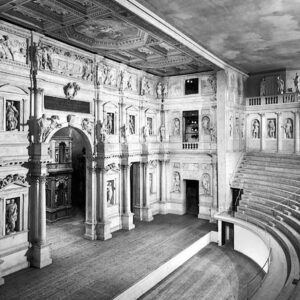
[0,84,28,95]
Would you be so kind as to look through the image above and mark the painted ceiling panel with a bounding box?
[136,0,300,73]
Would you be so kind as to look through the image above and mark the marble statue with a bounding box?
[172,171,180,193]
[6,199,18,234]
[107,181,114,204]
[252,119,260,139]
[277,76,284,94]
[126,75,133,90]
[202,116,210,135]
[162,83,168,99]
[129,115,135,135]
[209,127,217,142]
[82,59,93,81]
[260,77,266,96]
[37,114,49,143]
[156,82,162,99]
[202,174,210,195]
[106,113,114,135]
[82,118,92,135]
[294,73,299,93]
[173,118,180,136]
[0,35,14,60]
[268,119,276,138]
[6,101,19,131]
[283,118,293,139]
[160,125,166,142]
[140,76,146,95]
[143,123,150,141]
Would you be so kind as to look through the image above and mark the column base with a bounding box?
[84,221,97,240]
[133,205,143,220]
[96,221,112,241]
[30,243,52,269]
[141,207,153,222]
[159,202,167,215]
[122,213,135,230]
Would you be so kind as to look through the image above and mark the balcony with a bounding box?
[247,93,300,106]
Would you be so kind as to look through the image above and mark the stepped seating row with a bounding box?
[231,153,300,300]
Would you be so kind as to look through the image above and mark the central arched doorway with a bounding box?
[46,126,90,223]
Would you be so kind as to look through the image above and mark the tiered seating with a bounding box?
[231,152,300,299]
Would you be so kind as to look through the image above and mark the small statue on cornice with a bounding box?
[126,75,133,91]
[294,73,299,93]
[64,82,80,100]
[260,77,266,96]
[162,83,168,99]
[140,76,147,95]
[156,82,162,99]
[82,59,93,81]
[35,41,53,71]
[276,76,284,94]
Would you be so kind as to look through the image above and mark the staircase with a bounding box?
[231,152,300,299]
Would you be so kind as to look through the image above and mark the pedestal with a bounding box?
[141,207,153,222]
[122,213,135,230]
[159,202,167,214]
[96,221,112,240]
[198,195,213,220]
[84,221,97,240]
[30,243,52,269]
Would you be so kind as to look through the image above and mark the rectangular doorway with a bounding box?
[186,180,199,216]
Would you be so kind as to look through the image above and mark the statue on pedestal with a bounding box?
[277,76,284,94]
[294,73,299,93]
[252,119,260,139]
[260,77,266,96]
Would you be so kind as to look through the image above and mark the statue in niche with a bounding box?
[294,73,299,93]
[156,82,162,99]
[6,101,19,131]
[277,76,284,94]
[160,125,166,142]
[260,77,266,96]
[173,118,180,136]
[129,115,135,135]
[106,113,114,135]
[268,119,276,138]
[202,173,210,195]
[172,171,180,193]
[162,83,168,99]
[6,199,18,235]
[140,76,147,95]
[0,35,14,60]
[282,118,293,139]
[252,119,260,139]
[202,116,210,135]
[107,181,114,204]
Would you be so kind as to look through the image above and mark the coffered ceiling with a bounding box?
[0,0,221,76]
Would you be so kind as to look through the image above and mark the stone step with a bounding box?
[242,164,300,175]
[246,152,300,161]
[237,168,300,181]
[243,160,300,170]
[236,173,300,187]
[241,194,300,219]
[245,155,300,164]
[238,207,300,259]
[241,184,300,201]
[240,200,300,232]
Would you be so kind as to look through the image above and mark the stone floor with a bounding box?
[0,214,216,300]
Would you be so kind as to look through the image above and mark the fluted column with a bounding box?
[277,112,282,152]
[295,111,300,153]
[142,162,153,221]
[260,113,265,152]
[121,164,135,230]
[97,168,112,240]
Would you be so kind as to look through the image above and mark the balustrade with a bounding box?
[247,93,299,106]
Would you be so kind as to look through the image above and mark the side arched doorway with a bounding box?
[46,126,90,222]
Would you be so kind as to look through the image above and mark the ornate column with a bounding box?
[260,113,266,152]
[84,158,97,240]
[142,162,153,222]
[122,164,135,230]
[211,154,218,217]
[159,160,167,214]
[277,112,282,152]
[96,167,112,240]
[295,110,300,154]
[133,162,144,220]
[30,174,52,269]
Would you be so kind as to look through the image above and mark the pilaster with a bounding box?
[295,110,300,153]
[141,162,153,222]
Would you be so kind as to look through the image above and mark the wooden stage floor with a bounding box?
[0,214,217,300]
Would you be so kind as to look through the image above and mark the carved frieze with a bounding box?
[0,174,27,190]
[37,114,62,143]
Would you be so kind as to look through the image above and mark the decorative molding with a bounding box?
[0,174,27,190]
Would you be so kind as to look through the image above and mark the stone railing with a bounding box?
[182,142,198,150]
[247,93,299,106]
